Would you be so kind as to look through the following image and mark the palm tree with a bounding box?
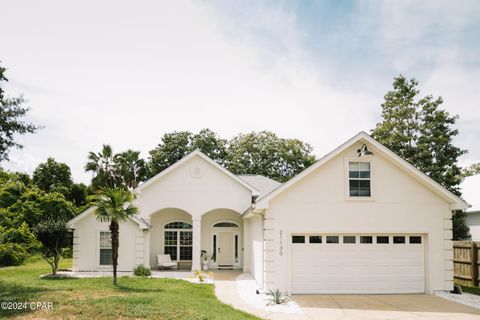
[85,144,118,189]
[114,150,148,189]
[94,188,138,285]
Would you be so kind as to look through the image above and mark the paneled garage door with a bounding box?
[291,234,425,294]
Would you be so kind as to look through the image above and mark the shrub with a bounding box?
[134,264,151,277]
[266,289,289,306]
[0,243,29,266]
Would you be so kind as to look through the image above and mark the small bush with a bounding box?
[0,243,29,266]
[266,289,289,306]
[133,264,151,277]
[193,269,209,282]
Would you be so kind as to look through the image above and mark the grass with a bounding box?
[0,256,259,319]
[460,285,480,296]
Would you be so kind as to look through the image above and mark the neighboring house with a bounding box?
[68,132,468,295]
[461,175,480,240]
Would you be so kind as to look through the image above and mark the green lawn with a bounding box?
[460,285,480,296]
[0,257,259,319]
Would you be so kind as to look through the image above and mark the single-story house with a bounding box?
[68,131,468,294]
[461,175,480,240]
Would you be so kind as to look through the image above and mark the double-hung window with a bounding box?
[99,231,112,265]
[349,162,371,197]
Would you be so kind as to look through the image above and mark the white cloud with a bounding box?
[0,0,478,186]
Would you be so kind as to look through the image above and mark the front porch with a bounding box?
[148,207,244,271]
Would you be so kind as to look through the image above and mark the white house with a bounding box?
[68,132,468,295]
[461,175,480,240]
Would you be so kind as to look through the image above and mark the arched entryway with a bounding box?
[201,209,243,270]
[149,208,193,269]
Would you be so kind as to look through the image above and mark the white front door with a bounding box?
[217,231,234,266]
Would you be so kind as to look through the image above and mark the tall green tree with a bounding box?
[371,75,468,239]
[0,62,39,161]
[94,188,138,285]
[114,150,148,189]
[85,145,118,189]
[86,145,149,190]
[226,131,316,183]
[148,129,227,176]
[148,129,315,182]
[33,157,73,194]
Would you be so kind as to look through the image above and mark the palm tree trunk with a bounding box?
[110,221,119,286]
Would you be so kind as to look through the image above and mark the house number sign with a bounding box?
[279,230,283,256]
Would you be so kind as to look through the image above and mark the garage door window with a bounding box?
[376,236,389,244]
[343,236,356,244]
[393,236,406,244]
[326,236,339,243]
[410,236,422,244]
[349,162,371,197]
[292,236,305,243]
[360,236,373,243]
[309,236,322,243]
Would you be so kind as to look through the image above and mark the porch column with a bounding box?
[191,218,202,271]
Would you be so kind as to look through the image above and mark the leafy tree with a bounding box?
[0,169,76,266]
[371,75,468,239]
[33,157,73,194]
[453,211,470,241]
[93,188,138,285]
[0,62,39,161]
[462,163,480,178]
[33,218,71,275]
[227,131,316,182]
[114,150,148,188]
[148,129,314,182]
[148,129,227,176]
[68,183,89,207]
[191,129,228,166]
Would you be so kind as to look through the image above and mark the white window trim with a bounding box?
[344,157,375,201]
[163,220,193,262]
[97,229,113,269]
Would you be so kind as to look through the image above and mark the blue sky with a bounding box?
[0,0,479,197]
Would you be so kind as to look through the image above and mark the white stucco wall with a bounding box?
[135,155,253,219]
[244,214,264,286]
[72,211,145,272]
[262,141,453,294]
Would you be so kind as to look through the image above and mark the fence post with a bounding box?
[472,242,479,287]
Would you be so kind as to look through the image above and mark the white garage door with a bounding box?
[291,234,425,294]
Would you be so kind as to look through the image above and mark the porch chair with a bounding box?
[157,254,178,270]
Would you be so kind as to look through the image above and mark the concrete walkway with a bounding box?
[213,272,480,320]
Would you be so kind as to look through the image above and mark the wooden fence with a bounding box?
[453,241,480,287]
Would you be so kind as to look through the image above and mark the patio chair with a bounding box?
[157,254,178,270]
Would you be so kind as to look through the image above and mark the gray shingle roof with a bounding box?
[236,174,282,198]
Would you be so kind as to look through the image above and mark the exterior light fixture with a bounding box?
[357,144,374,157]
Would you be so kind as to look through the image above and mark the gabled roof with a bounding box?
[68,207,150,230]
[135,150,260,196]
[237,175,282,198]
[254,131,469,211]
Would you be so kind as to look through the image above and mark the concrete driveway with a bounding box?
[213,271,480,319]
[291,294,480,320]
